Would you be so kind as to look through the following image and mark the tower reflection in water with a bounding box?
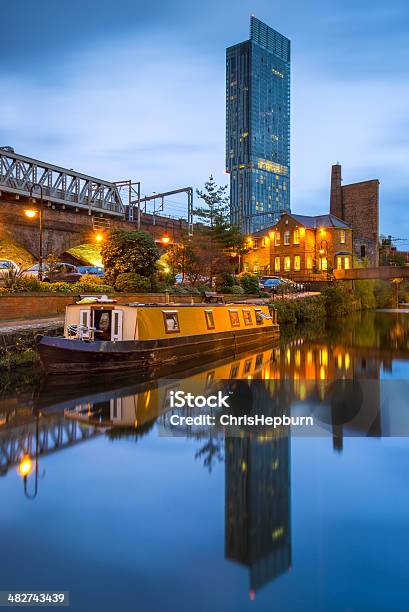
[225,434,291,596]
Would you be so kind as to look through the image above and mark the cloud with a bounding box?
[0,34,227,199]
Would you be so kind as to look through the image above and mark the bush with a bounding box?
[101,229,160,285]
[220,284,244,294]
[80,274,103,285]
[10,277,47,293]
[238,272,259,294]
[322,286,359,318]
[72,282,114,294]
[48,282,74,294]
[220,273,235,288]
[353,280,376,310]
[115,273,151,293]
[374,280,392,308]
[195,282,211,293]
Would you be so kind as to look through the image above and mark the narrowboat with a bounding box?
[36,299,279,374]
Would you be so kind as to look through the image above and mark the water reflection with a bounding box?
[0,310,409,599]
[225,435,291,595]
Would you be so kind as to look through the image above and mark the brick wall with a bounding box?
[0,292,228,321]
[341,180,379,266]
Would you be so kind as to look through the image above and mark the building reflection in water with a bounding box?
[225,434,291,596]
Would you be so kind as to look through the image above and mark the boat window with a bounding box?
[204,309,215,329]
[229,309,240,327]
[163,310,180,333]
[111,309,123,341]
[242,309,253,326]
[230,364,240,378]
[243,359,252,374]
[254,309,264,325]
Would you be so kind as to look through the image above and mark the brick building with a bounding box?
[242,212,353,280]
[330,164,379,266]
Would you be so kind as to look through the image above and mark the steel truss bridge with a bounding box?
[0,149,124,216]
[0,412,101,475]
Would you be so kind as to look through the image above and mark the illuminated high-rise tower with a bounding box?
[226,16,291,233]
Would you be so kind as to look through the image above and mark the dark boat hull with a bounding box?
[36,326,280,374]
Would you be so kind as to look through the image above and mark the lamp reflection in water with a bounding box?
[17,412,45,499]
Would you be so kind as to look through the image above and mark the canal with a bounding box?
[0,310,408,612]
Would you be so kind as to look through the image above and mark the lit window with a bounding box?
[320,257,328,271]
[163,311,180,333]
[337,257,342,270]
[244,262,249,272]
[294,256,300,271]
[294,229,300,245]
[242,310,253,326]
[261,237,266,248]
[340,230,346,244]
[253,238,258,249]
[344,257,350,270]
[306,256,312,270]
[284,231,290,245]
[284,256,291,271]
[204,310,215,329]
[275,232,280,246]
[253,262,259,273]
[229,309,240,327]
[274,257,280,272]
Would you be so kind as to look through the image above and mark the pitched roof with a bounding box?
[288,213,351,229]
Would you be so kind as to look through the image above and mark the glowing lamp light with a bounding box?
[18,455,33,477]
[24,209,37,219]
[319,248,325,255]
[161,233,170,245]
[95,233,103,243]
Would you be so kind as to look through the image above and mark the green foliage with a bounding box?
[220,284,244,294]
[72,282,113,294]
[115,272,151,293]
[374,280,392,308]
[273,296,325,324]
[322,286,359,318]
[238,272,259,294]
[47,282,73,294]
[10,276,46,293]
[79,274,103,285]
[101,229,160,285]
[220,273,235,287]
[353,280,377,310]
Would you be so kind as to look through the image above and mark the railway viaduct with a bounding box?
[0,149,191,261]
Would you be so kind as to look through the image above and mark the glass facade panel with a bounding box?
[226,17,291,233]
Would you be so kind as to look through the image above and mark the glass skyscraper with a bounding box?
[226,16,291,233]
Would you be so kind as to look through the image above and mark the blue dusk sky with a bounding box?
[2,0,408,238]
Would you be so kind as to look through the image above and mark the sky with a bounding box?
[1,0,409,238]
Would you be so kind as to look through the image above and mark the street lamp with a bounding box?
[25,184,44,280]
[95,232,104,243]
[161,232,170,246]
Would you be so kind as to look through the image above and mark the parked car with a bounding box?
[0,259,20,273]
[77,265,104,277]
[259,275,281,289]
[262,279,287,294]
[23,263,82,283]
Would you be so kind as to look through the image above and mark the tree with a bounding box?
[101,229,160,285]
[166,237,203,285]
[194,176,246,284]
